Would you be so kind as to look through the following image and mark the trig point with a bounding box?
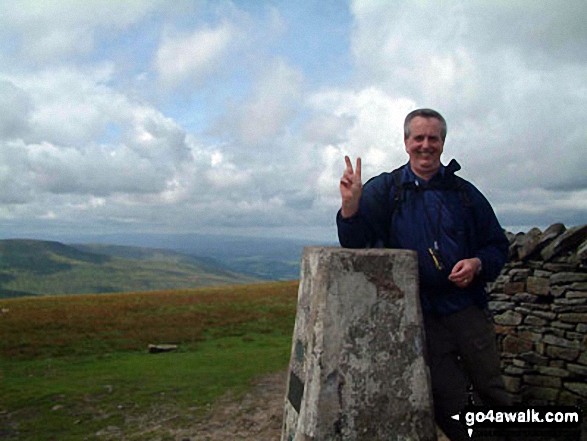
[281,247,436,441]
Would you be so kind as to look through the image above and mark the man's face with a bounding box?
[404,116,444,180]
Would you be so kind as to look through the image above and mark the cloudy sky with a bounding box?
[0,0,586,243]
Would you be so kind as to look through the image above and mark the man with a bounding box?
[337,108,511,440]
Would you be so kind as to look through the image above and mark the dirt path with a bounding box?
[167,370,287,441]
[125,370,448,441]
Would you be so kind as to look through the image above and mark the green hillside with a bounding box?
[0,239,261,298]
[0,281,298,440]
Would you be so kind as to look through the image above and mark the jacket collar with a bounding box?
[403,159,461,186]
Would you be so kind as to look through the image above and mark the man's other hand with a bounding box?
[448,258,482,288]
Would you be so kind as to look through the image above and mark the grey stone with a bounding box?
[559,391,582,405]
[509,268,532,281]
[536,366,570,377]
[565,332,583,341]
[543,334,581,349]
[504,365,526,375]
[550,272,587,285]
[578,239,587,261]
[541,224,587,261]
[553,305,587,314]
[519,351,549,366]
[487,301,515,312]
[526,276,550,296]
[569,282,587,291]
[525,261,543,270]
[552,321,577,330]
[554,298,587,306]
[535,342,546,355]
[544,262,579,272]
[521,386,560,403]
[540,223,567,245]
[503,375,521,393]
[489,294,510,301]
[566,291,587,299]
[523,375,562,389]
[550,286,567,297]
[516,228,542,261]
[494,275,510,285]
[281,247,435,441]
[505,231,516,244]
[558,313,587,324]
[548,328,566,338]
[509,233,525,260]
[494,310,523,326]
[513,358,529,367]
[564,382,587,398]
[523,315,548,326]
[518,331,543,343]
[566,364,587,377]
[515,307,556,320]
[546,345,579,362]
[147,344,178,353]
[504,281,525,295]
[513,292,539,303]
[520,303,550,310]
[502,335,534,354]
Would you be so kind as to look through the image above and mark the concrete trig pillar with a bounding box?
[281,247,436,441]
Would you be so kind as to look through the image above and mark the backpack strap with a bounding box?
[384,166,405,246]
[391,167,404,214]
[453,175,473,208]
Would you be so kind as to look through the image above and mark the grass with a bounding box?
[0,281,299,440]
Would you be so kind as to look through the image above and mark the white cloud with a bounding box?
[0,140,34,204]
[155,21,235,88]
[0,80,32,140]
[0,66,195,208]
[6,65,126,146]
[206,162,252,190]
[216,58,304,147]
[461,1,587,65]
[0,0,163,62]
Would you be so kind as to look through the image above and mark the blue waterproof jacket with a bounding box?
[337,160,509,316]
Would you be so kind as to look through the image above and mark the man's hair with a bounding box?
[404,108,447,141]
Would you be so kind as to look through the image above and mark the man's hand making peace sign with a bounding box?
[339,156,362,218]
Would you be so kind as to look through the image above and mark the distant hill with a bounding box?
[0,239,261,298]
[42,232,328,281]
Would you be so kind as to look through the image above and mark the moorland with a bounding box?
[0,280,298,440]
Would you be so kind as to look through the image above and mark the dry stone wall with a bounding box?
[487,223,587,406]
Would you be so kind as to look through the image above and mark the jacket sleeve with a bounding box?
[337,210,374,248]
[468,185,509,282]
[336,173,393,249]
